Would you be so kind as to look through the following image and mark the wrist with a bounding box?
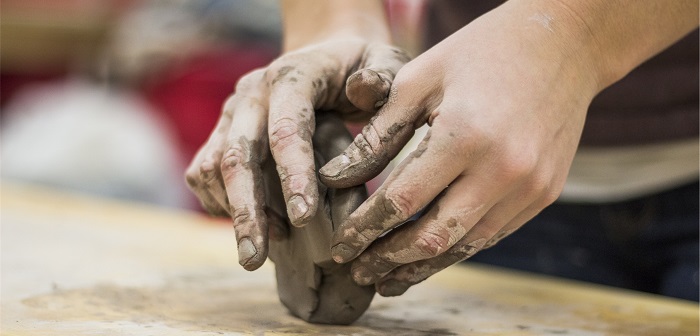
[281,0,390,52]
[519,0,699,93]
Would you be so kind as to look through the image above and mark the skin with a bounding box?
[322,0,699,296]
[186,0,698,294]
[185,0,410,271]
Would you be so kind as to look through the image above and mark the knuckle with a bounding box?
[382,189,416,221]
[230,205,253,226]
[451,240,482,260]
[361,250,396,274]
[354,127,380,157]
[269,118,305,152]
[518,174,550,202]
[277,164,315,193]
[522,172,560,208]
[540,188,562,208]
[265,61,301,86]
[220,144,250,171]
[184,167,200,188]
[443,123,491,158]
[199,160,219,183]
[235,69,264,92]
[498,152,537,182]
[221,94,237,114]
[415,230,452,258]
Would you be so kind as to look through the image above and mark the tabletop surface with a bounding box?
[2,182,698,336]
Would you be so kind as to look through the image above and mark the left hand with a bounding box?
[319,1,604,296]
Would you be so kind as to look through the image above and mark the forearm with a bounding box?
[281,0,390,51]
[516,0,698,91]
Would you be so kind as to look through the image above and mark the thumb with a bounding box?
[345,43,411,114]
[320,59,441,189]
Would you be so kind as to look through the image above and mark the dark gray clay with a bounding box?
[264,113,374,325]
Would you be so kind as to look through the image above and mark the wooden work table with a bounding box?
[2,182,698,335]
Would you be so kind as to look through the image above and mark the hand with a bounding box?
[185,37,410,271]
[320,2,603,296]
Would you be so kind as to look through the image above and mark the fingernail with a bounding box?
[360,70,383,88]
[288,195,309,223]
[237,238,257,268]
[331,243,356,263]
[378,279,409,297]
[319,154,351,178]
[352,265,376,285]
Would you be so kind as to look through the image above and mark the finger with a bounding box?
[480,171,563,249]
[374,235,489,297]
[266,66,319,227]
[481,193,553,250]
[220,91,271,271]
[319,62,441,188]
[184,112,233,216]
[346,171,499,285]
[346,44,411,113]
[372,187,539,296]
[331,130,468,264]
[372,208,517,297]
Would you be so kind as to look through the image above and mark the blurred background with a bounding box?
[1,0,283,209]
[1,0,424,210]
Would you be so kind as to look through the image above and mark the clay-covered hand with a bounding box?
[185,38,409,271]
[320,3,604,296]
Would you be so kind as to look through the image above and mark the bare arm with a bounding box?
[542,0,698,89]
[281,0,389,51]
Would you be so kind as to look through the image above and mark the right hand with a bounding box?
[185,38,410,271]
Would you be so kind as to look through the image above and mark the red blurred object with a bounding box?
[144,44,278,163]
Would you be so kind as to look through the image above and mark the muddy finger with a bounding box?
[266,67,320,226]
[221,93,270,271]
[346,44,411,113]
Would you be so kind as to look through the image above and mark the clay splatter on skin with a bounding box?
[319,119,413,187]
[269,66,306,86]
[331,191,408,263]
[371,215,468,270]
[483,228,516,249]
[376,237,487,296]
[270,65,293,86]
[222,136,261,169]
[411,131,432,159]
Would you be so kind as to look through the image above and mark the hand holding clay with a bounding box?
[320,3,604,296]
[265,113,374,324]
[185,38,409,271]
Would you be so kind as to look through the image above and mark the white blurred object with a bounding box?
[1,79,188,208]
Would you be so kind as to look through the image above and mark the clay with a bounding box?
[346,69,391,112]
[265,113,375,325]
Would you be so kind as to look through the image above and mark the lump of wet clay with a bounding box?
[264,113,375,325]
